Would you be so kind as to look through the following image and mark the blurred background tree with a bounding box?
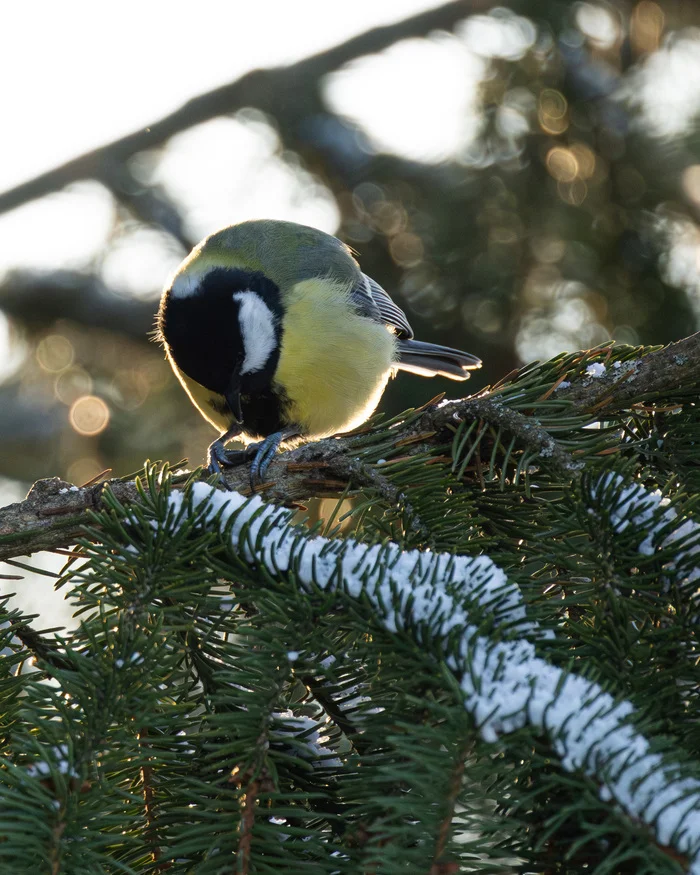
[3,0,700,618]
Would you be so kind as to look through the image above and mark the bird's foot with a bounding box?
[249,428,299,490]
[205,425,247,489]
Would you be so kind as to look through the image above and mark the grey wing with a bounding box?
[350,273,414,339]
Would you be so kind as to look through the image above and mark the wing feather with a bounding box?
[360,274,414,338]
[349,272,482,379]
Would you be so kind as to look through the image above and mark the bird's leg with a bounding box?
[206,424,246,483]
[249,427,299,489]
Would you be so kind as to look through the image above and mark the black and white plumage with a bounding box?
[157,219,481,483]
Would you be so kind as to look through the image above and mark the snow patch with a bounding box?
[585,362,606,378]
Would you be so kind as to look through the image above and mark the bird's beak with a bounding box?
[225,370,243,424]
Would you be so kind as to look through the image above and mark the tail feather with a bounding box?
[396,339,481,381]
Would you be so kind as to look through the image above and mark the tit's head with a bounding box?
[158,264,283,420]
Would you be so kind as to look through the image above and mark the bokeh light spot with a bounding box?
[369,201,406,236]
[55,367,93,406]
[538,89,568,135]
[570,143,596,180]
[558,179,588,206]
[619,31,700,138]
[101,226,185,300]
[0,183,115,275]
[36,334,74,373]
[546,147,579,183]
[575,3,620,50]
[630,1,664,55]
[459,8,537,60]
[682,165,700,206]
[69,395,110,436]
[473,299,503,334]
[111,368,151,411]
[390,232,424,268]
[156,116,340,238]
[326,35,485,164]
[0,312,27,382]
[531,236,566,264]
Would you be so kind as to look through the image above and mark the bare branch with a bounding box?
[10,621,73,672]
[0,0,484,218]
[0,270,156,340]
[100,159,194,251]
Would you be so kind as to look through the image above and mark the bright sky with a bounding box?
[2,1,442,191]
[0,0,494,284]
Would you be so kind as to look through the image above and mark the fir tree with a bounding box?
[1,333,700,873]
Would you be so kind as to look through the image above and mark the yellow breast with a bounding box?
[274,277,396,439]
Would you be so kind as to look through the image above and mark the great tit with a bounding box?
[157,219,481,484]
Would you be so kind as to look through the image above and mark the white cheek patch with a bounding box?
[233,291,277,374]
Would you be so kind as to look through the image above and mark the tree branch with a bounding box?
[0,0,484,218]
[558,332,700,414]
[2,331,700,562]
[100,159,193,251]
[0,270,156,340]
[10,621,73,671]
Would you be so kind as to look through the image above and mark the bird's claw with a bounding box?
[248,428,299,490]
[206,439,256,490]
[249,437,281,490]
[206,429,298,492]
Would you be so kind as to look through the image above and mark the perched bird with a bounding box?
[157,220,481,484]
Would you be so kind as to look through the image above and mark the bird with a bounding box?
[156,219,481,486]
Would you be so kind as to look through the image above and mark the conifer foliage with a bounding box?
[2,337,700,873]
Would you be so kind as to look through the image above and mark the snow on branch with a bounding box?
[171,483,700,869]
[593,472,700,597]
[171,483,546,641]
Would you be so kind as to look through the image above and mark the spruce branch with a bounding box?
[2,332,700,561]
[300,674,367,756]
[138,727,162,870]
[130,470,700,870]
[558,332,700,414]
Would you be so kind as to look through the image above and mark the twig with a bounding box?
[558,332,700,414]
[10,622,72,672]
[138,727,166,870]
[431,742,469,873]
[445,399,577,479]
[229,685,284,873]
[237,779,259,875]
[50,821,66,875]
[99,159,193,251]
[326,455,430,538]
